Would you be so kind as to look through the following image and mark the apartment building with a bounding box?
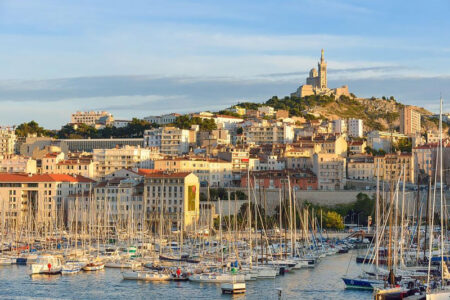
[313,153,346,190]
[0,127,16,157]
[41,152,65,173]
[348,119,363,138]
[252,155,285,171]
[0,155,37,174]
[70,111,114,126]
[93,146,161,178]
[144,127,191,155]
[347,155,374,181]
[55,158,97,179]
[332,119,347,135]
[348,140,367,154]
[413,144,434,178]
[244,120,294,144]
[0,173,94,230]
[257,106,275,117]
[67,177,146,227]
[213,115,244,131]
[144,113,181,125]
[143,172,199,231]
[400,106,421,135]
[285,156,313,170]
[374,152,415,183]
[297,134,348,157]
[153,157,233,187]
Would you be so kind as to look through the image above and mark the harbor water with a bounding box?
[0,252,373,300]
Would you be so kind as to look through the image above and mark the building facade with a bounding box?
[400,106,421,135]
[144,127,191,155]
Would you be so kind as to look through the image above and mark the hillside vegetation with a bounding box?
[237,94,436,132]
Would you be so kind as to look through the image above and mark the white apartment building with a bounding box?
[0,155,37,174]
[313,153,346,190]
[0,127,16,157]
[348,119,363,138]
[144,127,191,155]
[253,155,285,171]
[332,119,347,135]
[213,115,244,131]
[93,146,160,178]
[113,120,132,128]
[71,111,114,126]
[144,113,180,125]
[244,121,294,145]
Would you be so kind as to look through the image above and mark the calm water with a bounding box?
[0,252,373,300]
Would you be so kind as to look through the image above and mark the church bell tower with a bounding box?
[318,49,327,90]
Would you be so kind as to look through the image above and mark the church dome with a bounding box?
[309,68,318,77]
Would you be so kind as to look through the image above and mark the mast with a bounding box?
[439,96,444,285]
[247,169,252,267]
[375,159,380,275]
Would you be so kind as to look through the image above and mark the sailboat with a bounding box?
[425,98,450,300]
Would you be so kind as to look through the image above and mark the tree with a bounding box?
[15,121,53,137]
[324,211,344,230]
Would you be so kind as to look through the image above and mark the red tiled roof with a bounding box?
[0,173,95,183]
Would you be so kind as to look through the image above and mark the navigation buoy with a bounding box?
[48,263,52,270]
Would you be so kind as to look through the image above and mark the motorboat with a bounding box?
[122,270,171,281]
[29,254,62,275]
[61,262,82,275]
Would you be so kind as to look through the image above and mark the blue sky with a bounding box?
[0,0,449,128]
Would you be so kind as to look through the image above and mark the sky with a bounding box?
[0,0,449,128]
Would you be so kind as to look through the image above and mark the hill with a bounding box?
[235,95,437,132]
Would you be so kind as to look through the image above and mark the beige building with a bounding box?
[244,120,294,145]
[41,152,65,173]
[93,146,161,179]
[0,173,94,230]
[66,177,145,229]
[374,152,415,183]
[153,157,233,187]
[0,155,37,174]
[297,134,348,157]
[285,156,313,170]
[348,140,367,154]
[71,111,114,126]
[144,113,181,125]
[313,153,346,190]
[413,144,434,178]
[144,127,192,155]
[0,127,16,158]
[347,155,374,181]
[143,172,199,231]
[400,106,421,135]
[55,158,97,179]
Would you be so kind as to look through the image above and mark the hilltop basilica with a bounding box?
[291,49,350,99]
